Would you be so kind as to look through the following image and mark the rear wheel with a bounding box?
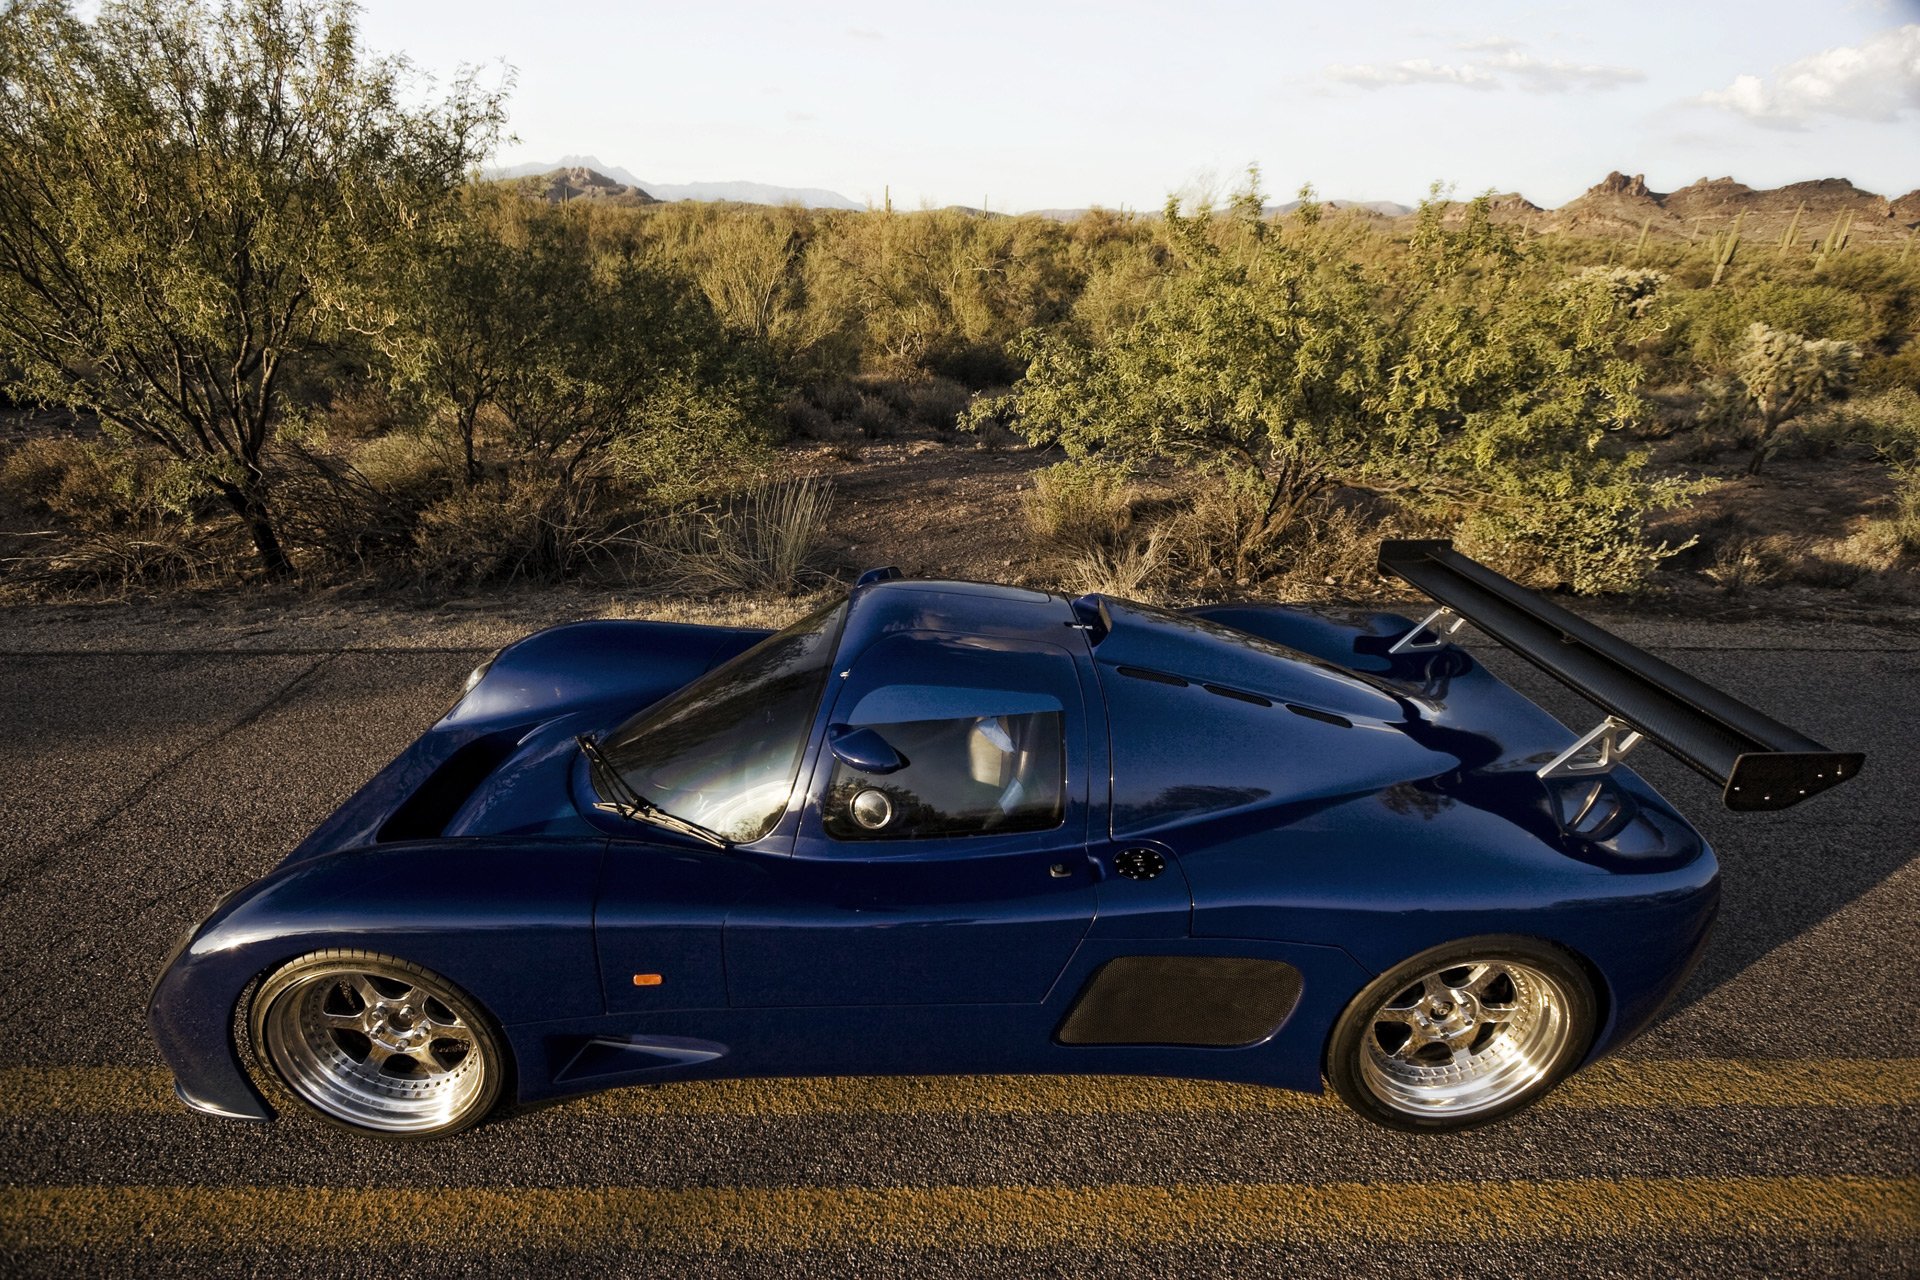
[250,950,504,1139]
[1326,936,1595,1132]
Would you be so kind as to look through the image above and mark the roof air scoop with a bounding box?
[1069,594,1110,643]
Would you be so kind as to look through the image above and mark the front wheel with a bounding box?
[250,949,506,1139]
[1325,936,1596,1132]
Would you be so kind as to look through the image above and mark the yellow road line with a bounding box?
[5,1058,1917,1120]
[2,1176,1914,1251]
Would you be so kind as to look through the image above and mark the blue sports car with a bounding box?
[148,541,1861,1138]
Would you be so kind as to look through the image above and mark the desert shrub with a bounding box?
[1021,459,1135,554]
[849,394,898,440]
[1869,465,1920,557]
[349,431,465,503]
[1454,461,1706,594]
[806,380,864,421]
[1704,535,1797,595]
[902,378,971,432]
[1844,388,1920,464]
[782,395,833,441]
[17,524,217,593]
[311,384,416,443]
[1673,376,1755,461]
[0,436,208,530]
[1661,283,1878,377]
[652,474,834,593]
[1859,339,1920,394]
[1156,468,1281,589]
[822,427,864,464]
[1265,498,1407,596]
[412,475,615,585]
[412,481,538,583]
[983,182,1677,593]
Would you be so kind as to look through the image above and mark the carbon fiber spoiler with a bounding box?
[1377,539,1863,811]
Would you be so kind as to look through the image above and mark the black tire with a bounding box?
[247,949,507,1140]
[1325,935,1596,1133]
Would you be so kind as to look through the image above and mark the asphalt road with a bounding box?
[0,614,1915,1277]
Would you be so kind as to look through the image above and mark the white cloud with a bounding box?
[1482,49,1645,93]
[1326,59,1498,90]
[1327,41,1641,94]
[1698,25,1920,127]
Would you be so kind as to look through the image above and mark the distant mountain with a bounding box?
[1546,171,1913,240]
[488,155,861,210]
[1271,199,1415,217]
[513,166,657,207]
[485,159,1918,240]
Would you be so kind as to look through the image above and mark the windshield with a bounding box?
[601,600,846,843]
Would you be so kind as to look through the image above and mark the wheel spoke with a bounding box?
[361,1040,395,1070]
[1477,1001,1519,1025]
[347,974,383,1009]
[1393,1028,1432,1060]
[1463,965,1503,997]
[1374,1005,1421,1026]
[410,1049,450,1078]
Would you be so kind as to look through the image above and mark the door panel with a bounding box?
[725,632,1098,1008]
[594,841,759,1014]
[725,849,1095,1007]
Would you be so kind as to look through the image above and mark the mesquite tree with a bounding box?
[0,0,503,574]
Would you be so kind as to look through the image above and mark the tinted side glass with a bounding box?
[824,710,1065,841]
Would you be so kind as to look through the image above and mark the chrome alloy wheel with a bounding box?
[1357,957,1575,1121]
[255,956,497,1136]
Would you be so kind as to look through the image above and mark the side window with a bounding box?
[824,704,1065,841]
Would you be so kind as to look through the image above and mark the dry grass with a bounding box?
[411,476,619,585]
[1059,527,1173,600]
[653,473,836,593]
[1022,460,1135,554]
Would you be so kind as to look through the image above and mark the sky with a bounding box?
[353,0,1920,212]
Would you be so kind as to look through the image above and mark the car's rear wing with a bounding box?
[1377,539,1863,811]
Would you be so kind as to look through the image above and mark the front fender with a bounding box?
[148,838,604,1122]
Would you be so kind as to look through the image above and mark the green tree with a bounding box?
[0,0,503,574]
[979,181,1384,562]
[393,196,774,501]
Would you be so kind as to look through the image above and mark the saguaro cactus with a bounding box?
[1777,204,1804,258]
[1710,211,1745,287]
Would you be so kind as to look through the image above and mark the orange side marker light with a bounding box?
[632,973,663,987]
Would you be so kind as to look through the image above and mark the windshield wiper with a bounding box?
[576,734,730,850]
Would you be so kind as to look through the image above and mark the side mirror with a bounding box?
[827,724,908,774]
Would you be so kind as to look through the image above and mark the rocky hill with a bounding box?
[1538,171,1914,243]
[516,166,658,206]
[493,156,862,209]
